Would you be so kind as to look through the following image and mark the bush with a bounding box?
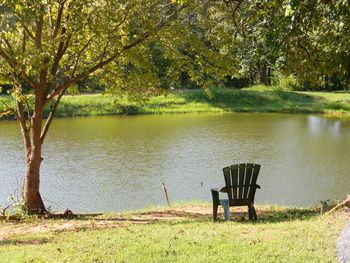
[1,193,29,220]
[272,73,302,91]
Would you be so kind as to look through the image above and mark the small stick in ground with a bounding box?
[160,175,170,207]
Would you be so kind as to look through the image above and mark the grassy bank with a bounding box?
[0,203,348,262]
[1,86,350,119]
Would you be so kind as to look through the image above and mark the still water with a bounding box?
[0,113,350,212]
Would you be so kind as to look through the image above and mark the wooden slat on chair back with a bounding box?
[223,163,260,201]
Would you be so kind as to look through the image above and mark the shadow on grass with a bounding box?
[0,237,51,247]
[0,206,321,241]
[96,206,321,225]
[250,207,320,223]
[174,89,326,114]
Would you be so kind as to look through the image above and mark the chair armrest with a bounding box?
[220,186,228,193]
[211,187,228,193]
[255,184,261,189]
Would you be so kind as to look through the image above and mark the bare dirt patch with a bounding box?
[0,205,233,241]
[0,204,330,242]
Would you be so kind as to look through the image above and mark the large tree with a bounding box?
[0,0,202,213]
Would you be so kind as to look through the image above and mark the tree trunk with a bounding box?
[267,66,272,86]
[260,63,268,85]
[22,103,46,214]
[23,160,46,214]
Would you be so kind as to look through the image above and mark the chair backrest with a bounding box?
[223,163,260,201]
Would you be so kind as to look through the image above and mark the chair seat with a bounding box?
[228,200,252,206]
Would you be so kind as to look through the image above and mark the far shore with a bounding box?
[1,86,350,121]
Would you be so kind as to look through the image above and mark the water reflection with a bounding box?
[307,116,350,136]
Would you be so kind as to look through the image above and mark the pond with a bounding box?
[1,113,350,212]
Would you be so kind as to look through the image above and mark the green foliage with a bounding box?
[1,0,350,105]
[0,95,15,117]
[203,0,350,89]
[0,193,29,220]
[272,72,302,91]
[77,77,104,92]
[319,199,331,214]
[0,0,225,122]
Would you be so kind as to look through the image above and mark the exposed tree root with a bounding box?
[0,209,103,221]
[46,211,103,220]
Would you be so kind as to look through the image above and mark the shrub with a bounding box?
[272,72,302,91]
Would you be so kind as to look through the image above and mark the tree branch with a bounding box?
[99,40,110,64]
[52,1,66,39]
[46,3,181,101]
[21,24,36,41]
[297,39,317,70]
[50,28,69,76]
[16,99,31,160]
[7,75,31,148]
[49,31,153,100]
[108,12,129,36]
[0,46,16,68]
[21,69,37,89]
[22,30,27,54]
[47,51,120,101]
[49,1,71,81]
[0,100,16,118]
[47,0,54,29]
[45,32,71,98]
[223,0,245,18]
[70,36,94,78]
[68,11,129,79]
[40,90,65,143]
[1,34,15,55]
[35,13,44,50]
[0,43,37,90]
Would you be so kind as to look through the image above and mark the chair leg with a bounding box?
[248,206,253,220]
[211,189,220,221]
[220,199,230,221]
[248,204,257,221]
[223,204,230,221]
[251,205,257,220]
[213,203,218,221]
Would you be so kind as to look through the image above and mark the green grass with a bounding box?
[0,203,347,262]
[1,86,350,119]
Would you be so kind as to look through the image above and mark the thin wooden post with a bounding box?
[160,176,170,207]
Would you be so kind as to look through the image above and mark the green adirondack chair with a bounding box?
[211,163,261,221]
